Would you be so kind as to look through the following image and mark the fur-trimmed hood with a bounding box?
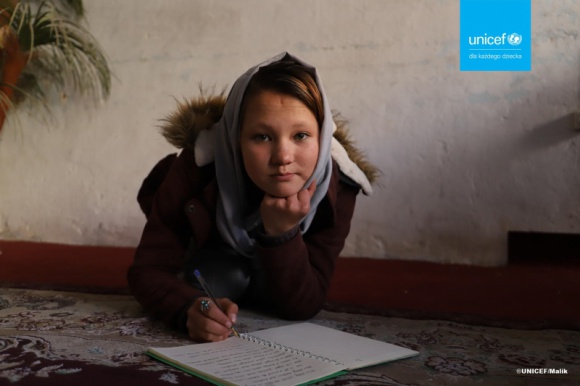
[159,94,379,195]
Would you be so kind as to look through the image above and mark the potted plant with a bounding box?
[0,0,110,132]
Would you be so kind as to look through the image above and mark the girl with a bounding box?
[128,52,378,342]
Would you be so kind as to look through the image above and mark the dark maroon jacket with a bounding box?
[127,147,360,331]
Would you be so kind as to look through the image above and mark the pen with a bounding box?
[193,269,240,338]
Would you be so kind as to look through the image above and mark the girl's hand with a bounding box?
[186,297,238,342]
[261,180,317,236]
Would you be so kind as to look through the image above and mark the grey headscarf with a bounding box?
[214,52,333,257]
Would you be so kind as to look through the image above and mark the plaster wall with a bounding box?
[0,0,579,265]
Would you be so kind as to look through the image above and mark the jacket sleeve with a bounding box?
[127,149,205,330]
[255,163,360,320]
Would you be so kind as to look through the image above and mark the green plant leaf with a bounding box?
[1,0,110,124]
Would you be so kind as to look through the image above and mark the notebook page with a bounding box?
[250,323,419,370]
[149,337,345,386]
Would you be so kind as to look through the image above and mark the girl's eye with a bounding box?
[295,132,310,141]
[253,134,270,142]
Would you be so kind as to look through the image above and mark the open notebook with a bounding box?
[147,322,418,386]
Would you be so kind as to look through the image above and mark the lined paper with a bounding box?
[151,337,344,386]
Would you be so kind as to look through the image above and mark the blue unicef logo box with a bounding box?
[460,0,531,71]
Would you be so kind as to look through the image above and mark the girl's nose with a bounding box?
[272,141,293,165]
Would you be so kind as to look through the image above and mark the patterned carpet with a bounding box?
[1,288,579,386]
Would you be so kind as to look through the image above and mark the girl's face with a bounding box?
[240,90,320,198]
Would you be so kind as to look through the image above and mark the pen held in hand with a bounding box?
[193,269,240,338]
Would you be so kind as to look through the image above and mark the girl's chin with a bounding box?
[263,186,302,198]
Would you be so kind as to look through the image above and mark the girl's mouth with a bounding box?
[272,172,295,181]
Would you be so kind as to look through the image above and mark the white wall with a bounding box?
[0,0,578,265]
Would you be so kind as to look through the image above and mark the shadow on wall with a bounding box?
[522,113,579,150]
